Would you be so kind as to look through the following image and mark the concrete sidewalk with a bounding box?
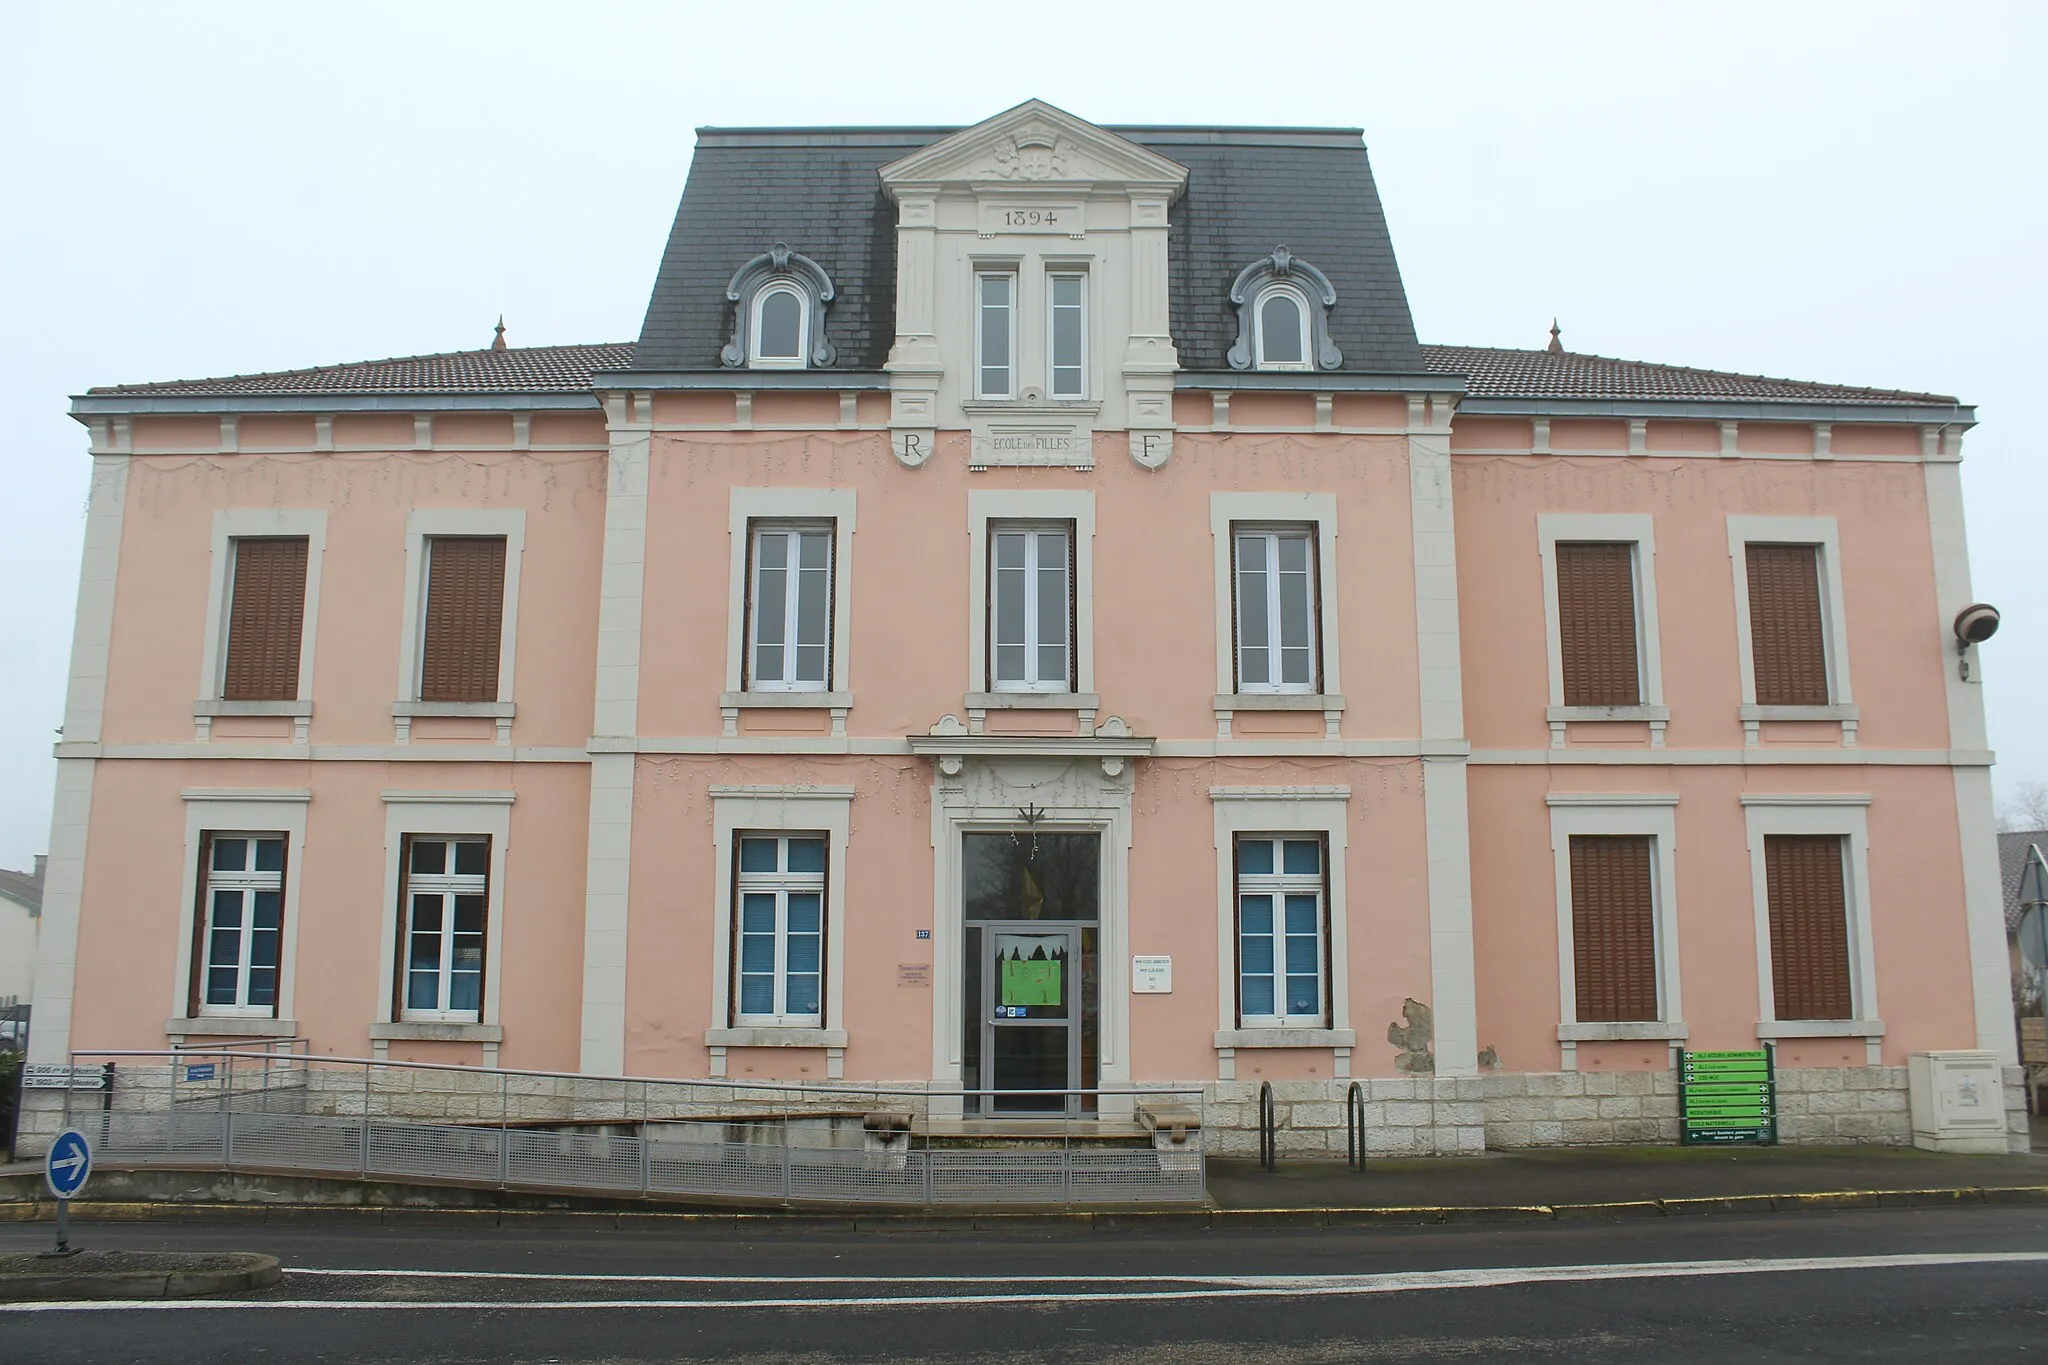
[1209,1144,2048,1213]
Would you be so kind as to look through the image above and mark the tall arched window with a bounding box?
[1255,285,1310,369]
[752,285,807,368]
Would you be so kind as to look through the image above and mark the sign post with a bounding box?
[40,1127,92,1258]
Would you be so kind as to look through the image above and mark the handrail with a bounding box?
[69,1049,1200,1103]
[1257,1080,1276,1172]
[1345,1080,1366,1171]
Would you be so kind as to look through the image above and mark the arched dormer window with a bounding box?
[1226,247,1343,371]
[721,244,836,369]
[1253,284,1310,369]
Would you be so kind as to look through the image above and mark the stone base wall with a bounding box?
[13,1063,2028,1161]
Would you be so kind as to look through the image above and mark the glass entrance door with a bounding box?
[960,830,1100,1117]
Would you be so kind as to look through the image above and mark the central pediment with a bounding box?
[879,99,1188,196]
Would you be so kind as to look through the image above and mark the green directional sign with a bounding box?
[1678,1046,1776,1146]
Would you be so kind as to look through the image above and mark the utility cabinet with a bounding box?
[1907,1050,2010,1154]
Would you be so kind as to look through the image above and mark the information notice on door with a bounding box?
[1002,958,1061,1007]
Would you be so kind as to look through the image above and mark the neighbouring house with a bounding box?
[2003,829,2048,1001]
[23,100,2021,1155]
[0,856,43,1009]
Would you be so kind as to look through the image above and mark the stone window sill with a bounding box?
[194,699,313,742]
[965,692,1100,711]
[1740,703,1859,746]
[1213,693,1344,740]
[705,1027,849,1049]
[1558,1021,1689,1043]
[1214,1028,1358,1050]
[393,700,514,745]
[371,1021,505,1043]
[165,1016,296,1038]
[720,691,851,737]
[1755,1018,1884,1040]
[1546,704,1669,749]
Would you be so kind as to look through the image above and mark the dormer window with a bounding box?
[1227,247,1343,372]
[752,285,807,367]
[721,244,836,370]
[1253,284,1310,370]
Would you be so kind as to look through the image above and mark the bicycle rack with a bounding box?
[1258,1080,1277,1172]
[1345,1080,1366,1172]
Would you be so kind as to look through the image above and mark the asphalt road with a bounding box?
[3,1207,2047,1362]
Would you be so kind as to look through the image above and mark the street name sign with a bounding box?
[1677,1047,1777,1146]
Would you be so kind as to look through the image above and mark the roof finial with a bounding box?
[491,315,507,353]
[1547,318,1563,355]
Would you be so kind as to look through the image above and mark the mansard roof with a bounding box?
[82,340,1961,408]
[631,123,1427,376]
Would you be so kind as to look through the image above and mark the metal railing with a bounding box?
[58,1050,1206,1209]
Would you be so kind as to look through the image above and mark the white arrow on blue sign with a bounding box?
[44,1128,93,1200]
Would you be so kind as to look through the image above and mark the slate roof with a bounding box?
[1426,345,1960,406]
[632,126,1425,375]
[86,343,637,397]
[2002,831,2048,933]
[83,340,1963,408]
[0,866,41,917]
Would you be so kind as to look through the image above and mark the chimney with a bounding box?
[32,854,45,886]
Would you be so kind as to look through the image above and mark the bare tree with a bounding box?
[1999,781,2048,833]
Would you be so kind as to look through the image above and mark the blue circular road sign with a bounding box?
[44,1128,92,1200]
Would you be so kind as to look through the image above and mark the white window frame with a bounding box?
[748,282,809,369]
[169,790,310,1035]
[975,269,1018,399]
[722,489,856,734]
[1232,525,1320,697]
[398,836,492,1023]
[730,833,828,1027]
[1252,281,1313,371]
[745,522,835,694]
[1726,515,1857,742]
[706,787,852,1068]
[1046,270,1088,400]
[1232,833,1330,1028]
[1209,788,1355,1058]
[375,792,512,1050]
[967,490,1094,701]
[195,509,326,742]
[987,522,1073,694]
[1545,793,1686,1066]
[194,832,288,1016]
[1741,794,1882,1053]
[1538,513,1668,747]
[1209,493,1342,737]
[393,508,525,742]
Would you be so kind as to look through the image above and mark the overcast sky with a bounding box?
[1,1,2042,868]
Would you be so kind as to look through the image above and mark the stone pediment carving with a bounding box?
[879,99,1188,195]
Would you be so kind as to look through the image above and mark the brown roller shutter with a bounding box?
[1556,542,1641,707]
[1569,835,1659,1022]
[1765,834,1853,1020]
[1746,544,1830,706]
[419,536,506,702]
[222,538,308,701]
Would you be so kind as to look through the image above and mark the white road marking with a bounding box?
[4,1250,2045,1312]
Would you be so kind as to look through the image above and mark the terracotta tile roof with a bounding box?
[2002,830,2048,933]
[85,340,1961,408]
[1422,344,1959,406]
[87,343,637,397]
[0,866,41,916]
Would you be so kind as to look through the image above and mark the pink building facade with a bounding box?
[28,102,2021,1152]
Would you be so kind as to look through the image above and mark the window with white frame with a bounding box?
[196,834,286,1014]
[1048,273,1086,399]
[976,271,1016,398]
[1235,835,1327,1026]
[750,283,808,368]
[734,834,826,1026]
[989,523,1073,692]
[1233,526,1318,693]
[401,837,489,1021]
[748,522,834,691]
[1253,283,1311,370]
